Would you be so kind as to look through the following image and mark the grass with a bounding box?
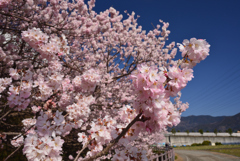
[175,155,178,160]
[174,144,240,157]
[209,149,240,157]
[174,144,240,150]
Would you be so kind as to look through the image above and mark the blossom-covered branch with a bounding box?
[0,0,210,160]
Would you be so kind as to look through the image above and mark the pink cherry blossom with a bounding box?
[9,68,20,80]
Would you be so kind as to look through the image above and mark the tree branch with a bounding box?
[83,112,150,161]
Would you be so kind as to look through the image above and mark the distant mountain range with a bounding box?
[168,113,240,132]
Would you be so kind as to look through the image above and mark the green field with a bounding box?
[174,145,240,157]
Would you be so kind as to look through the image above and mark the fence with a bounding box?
[149,148,174,161]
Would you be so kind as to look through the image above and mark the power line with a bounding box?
[179,60,240,116]
[188,89,240,116]
[188,75,240,112]
[208,96,240,116]
[184,61,240,102]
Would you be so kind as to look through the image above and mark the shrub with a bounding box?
[215,142,222,145]
[191,143,202,146]
[202,140,211,145]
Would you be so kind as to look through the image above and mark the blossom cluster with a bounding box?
[130,38,209,134]
[11,135,24,147]
[35,110,71,137]
[7,69,33,111]
[86,116,117,157]
[73,69,101,92]
[21,109,70,160]
[0,77,12,97]
[167,66,194,95]
[178,38,210,67]
[116,106,144,145]
[0,47,6,61]
[0,0,11,9]
[77,105,146,159]
[112,146,148,161]
[22,28,69,61]
[66,94,95,124]
[23,133,64,161]
[22,118,36,131]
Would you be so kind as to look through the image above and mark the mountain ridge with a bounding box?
[169,113,240,132]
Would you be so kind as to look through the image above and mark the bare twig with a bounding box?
[19,70,23,93]
[112,65,137,81]
[4,144,23,161]
[1,132,21,135]
[177,52,188,67]
[0,11,30,22]
[74,140,91,161]
[11,124,35,140]
[0,110,12,121]
[151,23,156,29]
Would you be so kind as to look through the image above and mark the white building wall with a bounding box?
[164,132,240,146]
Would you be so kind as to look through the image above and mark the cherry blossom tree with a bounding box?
[0,0,210,160]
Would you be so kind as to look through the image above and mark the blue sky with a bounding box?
[92,0,240,116]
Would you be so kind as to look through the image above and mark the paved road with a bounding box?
[175,149,240,161]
